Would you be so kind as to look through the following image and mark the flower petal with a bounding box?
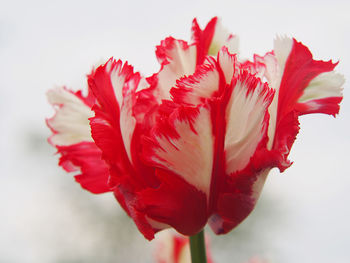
[47,87,110,193]
[171,51,274,227]
[57,142,110,194]
[171,58,220,105]
[113,182,157,240]
[89,58,158,185]
[209,169,270,234]
[266,38,343,168]
[276,38,342,119]
[192,17,239,64]
[46,87,94,146]
[151,37,197,101]
[296,71,344,115]
[224,72,275,174]
[142,105,214,198]
[170,47,243,107]
[88,58,135,170]
[217,47,239,84]
[138,169,208,236]
[248,37,344,170]
[241,52,276,81]
[89,58,165,239]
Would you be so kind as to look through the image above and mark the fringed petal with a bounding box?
[192,17,239,65]
[47,87,110,194]
[88,59,134,166]
[224,71,274,174]
[57,142,110,194]
[150,37,197,101]
[142,105,214,198]
[47,87,94,146]
[269,38,344,168]
[171,58,220,105]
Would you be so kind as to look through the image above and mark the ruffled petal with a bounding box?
[142,105,214,198]
[170,49,275,229]
[224,71,274,174]
[89,58,158,185]
[207,71,274,234]
[241,52,276,81]
[217,47,239,84]
[171,57,220,105]
[170,47,243,107]
[276,38,342,119]
[46,87,94,146]
[89,58,164,240]
[247,37,344,170]
[267,37,343,168]
[296,71,344,115]
[192,17,239,65]
[47,87,110,193]
[57,142,110,194]
[270,111,300,170]
[150,37,197,101]
[88,59,137,177]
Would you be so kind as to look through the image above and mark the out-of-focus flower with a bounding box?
[244,257,269,263]
[154,230,268,263]
[47,17,344,240]
[154,230,213,263]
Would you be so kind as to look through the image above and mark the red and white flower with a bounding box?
[153,230,268,263]
[47,17,344,240]
[154,230,213,263]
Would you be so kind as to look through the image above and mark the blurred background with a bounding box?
[1,0,349,262]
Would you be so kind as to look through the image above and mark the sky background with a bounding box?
[1,0,349,262]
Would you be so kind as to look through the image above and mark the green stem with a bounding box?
[189,229,207,263]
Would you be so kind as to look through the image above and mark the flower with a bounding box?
[154,230,268,263]
[154,230,213,263]
[47,17,344,240]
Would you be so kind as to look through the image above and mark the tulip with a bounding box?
[154,230,268,263]
[47,17,343,256]
[155,230,213,263]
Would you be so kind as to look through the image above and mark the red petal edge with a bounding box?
[273,39,341,170]
[57,142,111,194]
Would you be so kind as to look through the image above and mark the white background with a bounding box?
[1,0,349,262]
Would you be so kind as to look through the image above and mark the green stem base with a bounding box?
[189,229,207,263]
